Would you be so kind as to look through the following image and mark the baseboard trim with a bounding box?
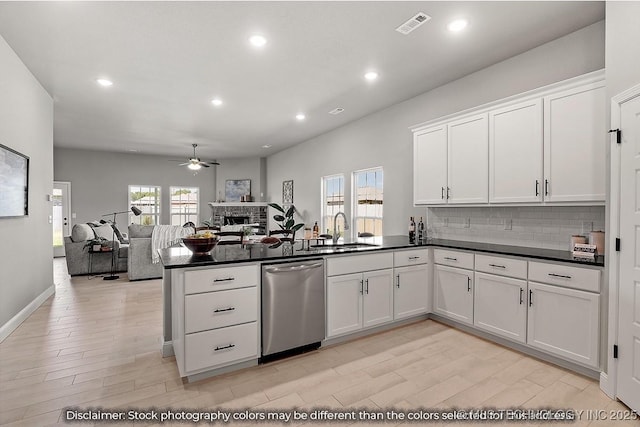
[0,285,55,343]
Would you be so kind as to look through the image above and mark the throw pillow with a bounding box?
[70,223,95,242]
[93,224,115,241]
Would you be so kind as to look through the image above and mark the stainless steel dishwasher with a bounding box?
[261,259,325,360]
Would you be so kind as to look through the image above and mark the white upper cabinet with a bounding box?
[489,99,543,203]
[414,125,447,204]
[448,114,489,204]
[543,81,606,203]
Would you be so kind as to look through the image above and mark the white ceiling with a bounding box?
[0,1,604,161]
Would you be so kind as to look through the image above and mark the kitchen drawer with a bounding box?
[528,261,600,293]
[327,252,393,276]
[184,264,258,295]
[184,287,257,334]
[394,249,429,267]
[185,322,258,373]
[433,249,474,270]
[475,254,527,279]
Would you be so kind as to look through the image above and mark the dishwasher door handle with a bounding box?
[263,261,324,273]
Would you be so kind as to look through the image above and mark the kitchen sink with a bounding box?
[309,242,380,250]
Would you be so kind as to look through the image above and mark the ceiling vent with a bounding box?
[328,107,344,115]
[395,12,431,35]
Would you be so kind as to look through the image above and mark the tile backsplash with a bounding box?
[426,206,605,251]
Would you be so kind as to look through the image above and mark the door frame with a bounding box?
[603,82,640,399]
[53,181,72,257]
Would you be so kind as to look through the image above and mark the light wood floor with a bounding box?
[0,259,637,427]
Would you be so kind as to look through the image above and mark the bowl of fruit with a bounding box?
[181,231,219,255]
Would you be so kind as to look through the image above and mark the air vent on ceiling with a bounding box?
[395,12,431,35]
[328,107,344,115]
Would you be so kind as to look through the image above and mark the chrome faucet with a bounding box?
[333,212,349,244]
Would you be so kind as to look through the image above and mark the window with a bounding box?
[321,174,345,235]
[129,185,161,225]
[170,187,199,226]
[353,167,383,236]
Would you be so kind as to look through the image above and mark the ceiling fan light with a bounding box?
[188,163,201,170]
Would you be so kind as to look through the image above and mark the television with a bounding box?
[0,144,29,217]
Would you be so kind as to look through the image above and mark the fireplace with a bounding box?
[224,215,250,225]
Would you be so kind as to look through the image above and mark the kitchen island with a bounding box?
[159,236,604,381]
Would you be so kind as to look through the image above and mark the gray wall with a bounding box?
[0,35,54,328]
[266,21,605,238]
[215,157,266,202]
[54,148,217,226]
[606,2,640,99]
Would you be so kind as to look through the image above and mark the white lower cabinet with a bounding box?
[474,272,527,343]
[434,264,474,325]
[394,264,429,320]
[527,281,600,368]
[327,269,393,338]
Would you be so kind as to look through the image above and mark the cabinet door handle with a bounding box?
[467,276,471,292]
[548,273,572,279]
[544,179,549,196]
[408,256,421,260]
[535,180,540,197]
[444,257,458,261]
[213,277,235,283]
[519,288,523,305]
[360,280,364,294]
[529,289,533,307]
[213,307,235,313]
[365,278,369,294]
[396,275,400,288]
[446,187,451,200]
[214,344,235,352]
[489,263,506,269]
[441,187,445,199]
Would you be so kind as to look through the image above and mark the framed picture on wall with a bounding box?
[225,179,251,202]
[0,144,29,218]
[282,180,293,204]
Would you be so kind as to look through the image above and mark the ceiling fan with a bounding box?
[171,144,220,170]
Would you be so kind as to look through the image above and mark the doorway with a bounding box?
[53,181,71,258]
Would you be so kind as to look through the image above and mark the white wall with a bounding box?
[266,21,605,236]
[0,35,54,329]
[215,157,266,202]
[54,148,216,226]
[606,2,640,99]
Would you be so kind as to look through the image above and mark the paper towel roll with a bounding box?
[589,231,605,255]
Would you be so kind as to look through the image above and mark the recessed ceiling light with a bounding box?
[364,71,378,81]
[447,19,468,32]
[211,98,223,106]
[96,78,113,87]
[262,144,272,149]
[249,35,267,47]
[295,113,306,121]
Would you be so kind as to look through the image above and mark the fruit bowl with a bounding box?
[181,236,219,255]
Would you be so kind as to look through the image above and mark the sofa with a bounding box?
[127,224,162,281]
[64,223,128,276]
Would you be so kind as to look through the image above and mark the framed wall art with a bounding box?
[225,179,251,202]
[282,180,293,204]
[0,144,29,218]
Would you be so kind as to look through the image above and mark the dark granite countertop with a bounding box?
[158,235,604,269]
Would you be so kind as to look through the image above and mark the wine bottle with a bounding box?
[417,217,425,242]
[409,216,416,243]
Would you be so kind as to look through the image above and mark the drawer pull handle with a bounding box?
[519,288,523,305]
[213,307,235,313]
[213,277,235,283]
[467,276,471,292]
[489,264,506,269]
[548,273,572,279]
[408,256,421,260]
[214,344,235,352]
[444,257,458,261]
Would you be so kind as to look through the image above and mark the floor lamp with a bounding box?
[101,206,142,281]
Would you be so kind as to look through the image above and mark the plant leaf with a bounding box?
[273,215,285,222]
[268,203,284,213]
[291,223,304,232]
[285,219,294,229]
[285,206,295,218]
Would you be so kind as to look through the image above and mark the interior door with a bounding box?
[52,181,71,257]
[617,94,640,412]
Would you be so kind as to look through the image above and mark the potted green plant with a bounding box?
[268,203,304,239]
[83,237,109,252]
